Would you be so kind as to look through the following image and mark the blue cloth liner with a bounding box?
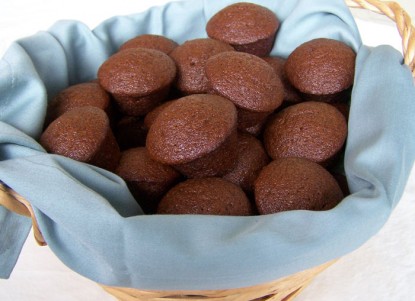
[1,0,414,290]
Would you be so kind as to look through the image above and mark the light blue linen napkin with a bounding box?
[1,0,414,291]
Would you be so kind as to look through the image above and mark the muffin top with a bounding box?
[169,38,234,94]
[263,101,347,165]
[254,157,344,214]
[40,106,112,162]
[146,94,237,165]
[206,2,279,45]
[46,82,111,123]
[157,177,252,216]
[98,48,177,97]
[205,51,284,112]
[119,34,178,54]
[285,38,356,95]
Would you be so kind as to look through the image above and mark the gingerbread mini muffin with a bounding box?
[119,34,178,54]
[223,132,270,194]
[46,82,112,125]
[206,2,279,57]
[285,38,356,102]
[254,157,344,214]
[205,51,284,135]
[98,48,176,116]
[262,56,303,104]
[146,94,238,178]
[157,177,253,216]
[169,38,234,94]
[40,106,120,172]
[263,101,347,166]
[115,147,181,214]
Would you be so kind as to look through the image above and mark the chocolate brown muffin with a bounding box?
[114,116,148,150]
[146,94,238,178]
[254,157,344,214]
[205,51,284,134]
[157,177,253,215]
[206,2,279,57]
[263,101,347,166]
[98,48,177,116]
[285,38,356,102]
[223,132,270,194]
[46,82,112,125]
[115,147,181,214]
[119,34,178,54]
[262,56,303,104]
[169,38,234,94]
[40,106,120,171]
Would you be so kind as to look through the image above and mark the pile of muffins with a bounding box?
[40,2,355,216]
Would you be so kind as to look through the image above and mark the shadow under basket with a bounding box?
[1,0,415,300]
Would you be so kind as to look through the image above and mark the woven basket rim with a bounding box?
[346,0,415,76]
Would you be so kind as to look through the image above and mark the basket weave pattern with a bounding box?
[0,0,414,300]
[346,0,415,75]
[102,261,335,301]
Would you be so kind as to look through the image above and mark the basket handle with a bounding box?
[0,182,46,246]
[345,0,415,77]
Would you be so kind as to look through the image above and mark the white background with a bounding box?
[1,1,415,300]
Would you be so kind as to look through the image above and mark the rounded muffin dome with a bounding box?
[263,101,347,165]
[146,94,237,165]
[98,48,176,97]
[285,38,356,96]
[119,34,178,54]
[254,157,344,214]
[205,51,284,112]
[206,2,279,56]
[40,106,120,171]
[97,47,177,116]
[157,177,253,216]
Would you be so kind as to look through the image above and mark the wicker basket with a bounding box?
[1,0,414,300]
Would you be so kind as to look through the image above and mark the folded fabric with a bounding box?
[1,0,415,291]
